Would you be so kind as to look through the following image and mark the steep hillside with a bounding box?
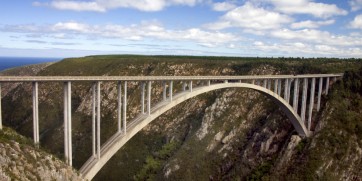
[0,127,82,180]
[263,68,362,181]
[1,55,361,180]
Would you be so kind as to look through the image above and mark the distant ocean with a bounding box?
[0,57,62,71]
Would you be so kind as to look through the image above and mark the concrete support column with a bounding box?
[333,77,337,83]
[284,79,289,100]
[301,78,308,124]
[91,83,96,157]
[326,77,330,95]
[263,79,267,88]
[293,78,299,112]
[267,80,271,90]
[32,82,39,144]
[256,80,260,86]
[96,82,101,159]
[238,80,242,83]
[169,81,173,102]
[118,81,122,131]
[147,81,151,115]
[189,81,193,92]
[278,79,282,96]
[252,80,255,84]
[123,81,127,133]
[63,82,72,166]
[67,82,72,166]
[208,80,211,86]
[64,82,68,163]
[182,82,187,91]
[274,79,278,94]
[287,79,292,103]
[0,83,2,130]
[224,80,228,83]
[163,81,167,101]
[308,78,316,131]
[317,78,323,111]
[141,82,145,114]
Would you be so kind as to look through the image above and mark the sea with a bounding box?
[0,57,62,71]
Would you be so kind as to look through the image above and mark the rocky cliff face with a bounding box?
[0,128,82,181]
[1,56,361,180]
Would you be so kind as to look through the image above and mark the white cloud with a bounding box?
[33,0,204,12]
[314,44,338,52]
[271,28,362,46]
[349,14,362,29]
[212,2,236,11]
[290,19,335,29]
[349,0,362,11]
[1,21,239,47]
[252,41,362,57]
[269,0,347,18]
[205,2,292,30]
[52,22,92,33]
[55,1,106,12]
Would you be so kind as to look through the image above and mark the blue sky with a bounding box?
[0,0,362,58]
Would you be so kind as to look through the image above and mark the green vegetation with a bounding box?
[134,141,180,180]
[247,160,273,181]
[0,127,34,146]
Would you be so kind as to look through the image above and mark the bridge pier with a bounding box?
[317,77,323,111]
[284,79,289,100]
[274,79,278,94]
[140,82,145,114]
[96,82,101,159]
[119,81,123,130]
[163,81,167,100]
[123,81,127,133]
[293,78,299,112]
[267,79,271,90]
[308,78,316,131]
[0,83,1,130]
[63,82,72,166]
[208,80,211,86]
[189,81,193,92]
[32,82,39,144]
[263,79,267,88]
[287,79,292,103]
[92,83,96,158]
[147,81,151,115]
[301,78,308,124]
[169,81,173,102]
[326,77,330,95]
[277,79,282,96]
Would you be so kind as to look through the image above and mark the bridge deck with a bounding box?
[0,74,343,82]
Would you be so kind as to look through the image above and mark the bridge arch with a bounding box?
[80,82,308,179]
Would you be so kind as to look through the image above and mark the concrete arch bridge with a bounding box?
[0,74,342,180]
